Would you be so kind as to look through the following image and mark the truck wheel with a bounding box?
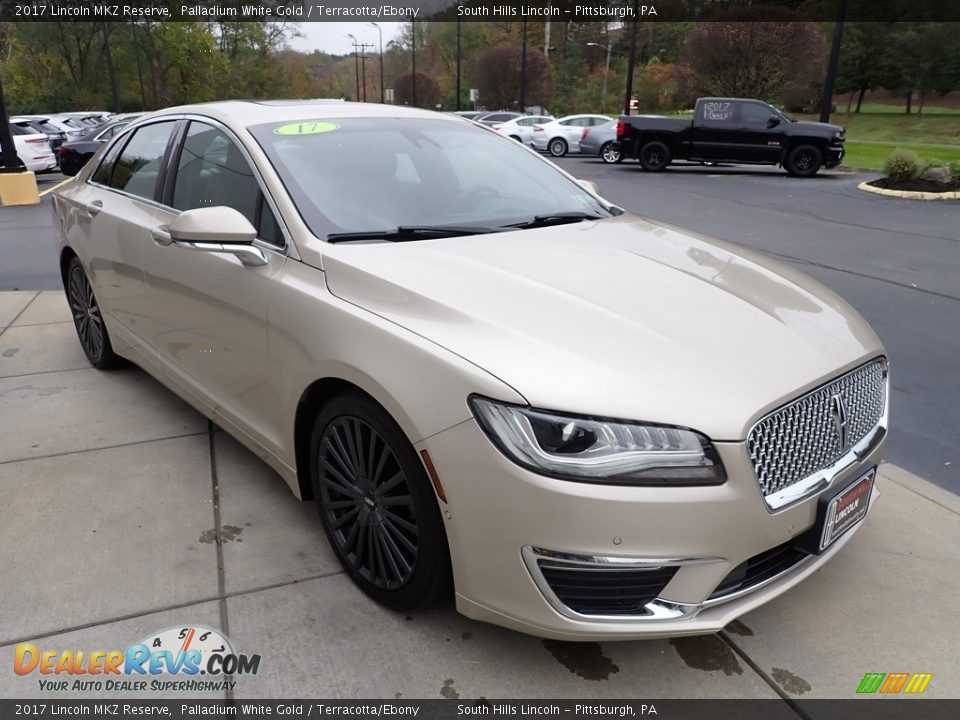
[639,141,671,172]
[600,142,622,164]
[785,145,823,177]
[548,138,568,157]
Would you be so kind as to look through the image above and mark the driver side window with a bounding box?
[171,122,283,247]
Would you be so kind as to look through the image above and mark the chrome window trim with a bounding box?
[749,357,890,513]
[86,113,298,262]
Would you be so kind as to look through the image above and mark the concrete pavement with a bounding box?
[1,291,958,703]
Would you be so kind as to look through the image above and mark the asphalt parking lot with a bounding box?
[1,163,959,703]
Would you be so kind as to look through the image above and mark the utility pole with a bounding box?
[357,42,374,102]
[623,0,640,116]
[0,76,25,172]
[456,5,462,110]
[820,0,848,123]
[411,19,417,107]
[520,20,528,112]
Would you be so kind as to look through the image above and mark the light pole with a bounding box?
[346,33,360,101]
[520,19,528,112]
[369,22,384,103]
[455,4,462,110]
[586,42,613,115]
[623,0,640,116]
[411,19,417,107]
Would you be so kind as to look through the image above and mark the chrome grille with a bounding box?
[747,359,887,499]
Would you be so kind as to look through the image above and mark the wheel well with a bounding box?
[293,377,385,501]
[59,246,78,286]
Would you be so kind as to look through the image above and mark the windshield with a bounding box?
[249,117,612,240]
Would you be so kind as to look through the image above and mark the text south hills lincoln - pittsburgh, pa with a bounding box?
[456,3,657,18]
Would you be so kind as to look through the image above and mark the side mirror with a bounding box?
[151,206,266,267]
[766,116,781,129]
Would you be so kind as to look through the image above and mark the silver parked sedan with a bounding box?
[52,101,888,640]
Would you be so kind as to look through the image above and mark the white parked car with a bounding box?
[493,115,554,145]
[4,123,57,172]
[48,116,89,141]
[52,101,888,640]
[531,114,612,157]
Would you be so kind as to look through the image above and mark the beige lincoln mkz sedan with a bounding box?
[52,101,889,640]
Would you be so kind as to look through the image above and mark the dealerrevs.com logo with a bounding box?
[14,625,261,693]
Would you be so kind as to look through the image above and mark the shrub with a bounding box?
[883,149,923,181]
[950,161,960,182]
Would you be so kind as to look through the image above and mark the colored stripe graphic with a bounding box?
[880,673,910,693]
[857,673,885,694]
[904,673,933,694]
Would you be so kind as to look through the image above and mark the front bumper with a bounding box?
[824,143,845,168]
[420,417,884,640]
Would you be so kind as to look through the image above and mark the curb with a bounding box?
[857,180,960,201]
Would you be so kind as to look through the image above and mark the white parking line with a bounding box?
[38,178,71,197]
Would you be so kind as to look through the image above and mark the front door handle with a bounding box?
[84,200,102,217]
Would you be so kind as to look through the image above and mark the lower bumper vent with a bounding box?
[536,560,678,616]
[708,541,809,601]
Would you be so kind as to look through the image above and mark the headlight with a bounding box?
[469,396,725,486]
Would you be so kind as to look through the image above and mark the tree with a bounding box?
[474,45,551,110]
[835,23,889,113]
[393,72,440,108]
[676,7,826,104]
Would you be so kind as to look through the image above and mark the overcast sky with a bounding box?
[288,22,405,56]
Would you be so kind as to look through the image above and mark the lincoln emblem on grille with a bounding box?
[831,394,849,453]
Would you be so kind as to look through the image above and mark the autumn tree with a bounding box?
[393,72,441,109]
[676,7,826,106]
[474,45,551,111]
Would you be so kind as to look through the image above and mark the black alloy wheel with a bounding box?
[639,141,671,172]
[66,256,121,369]
[785,144,823,177]
[311,394,451,610]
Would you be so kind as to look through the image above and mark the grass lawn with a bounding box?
[843,141,960,171]
[797,110,960,170]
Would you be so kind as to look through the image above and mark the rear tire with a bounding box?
[548,138,568,157]
[784,144,823,177]
[65,256,122,370]
[639,141,671,171]
[600,142,622,164]
[509,135,522,142]
[310,393,452,611]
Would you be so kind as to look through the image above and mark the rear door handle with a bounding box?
[84,200,102,217]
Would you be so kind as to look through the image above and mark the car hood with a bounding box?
[321,215,883,440]
[791,120,843,135]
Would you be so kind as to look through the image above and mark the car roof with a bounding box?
[144,100,459,129]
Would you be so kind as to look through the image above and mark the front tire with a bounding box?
[65,256,122,370]
[639,141,671,171]
[600,142,622,164]
[784,144,823,177]
[548,138,568,157]
[310,393,451,611]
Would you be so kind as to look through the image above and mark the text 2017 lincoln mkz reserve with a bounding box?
[52,101,889,640]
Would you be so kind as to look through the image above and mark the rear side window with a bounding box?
[700,101,736,122]
[109,121,176,200]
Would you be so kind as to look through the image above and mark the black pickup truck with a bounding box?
[616,98,845,177]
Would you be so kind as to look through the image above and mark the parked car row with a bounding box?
[3,110,115,172]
